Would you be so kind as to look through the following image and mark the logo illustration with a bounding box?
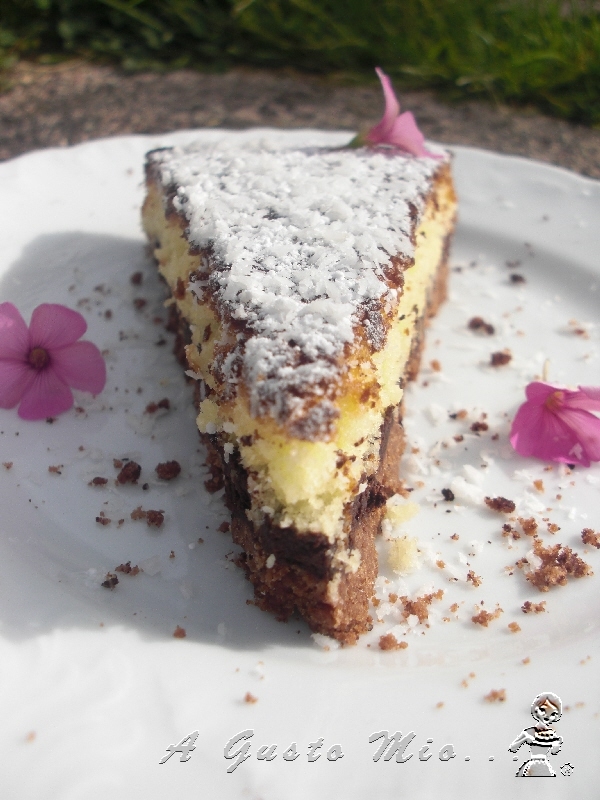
[508,692,563,777]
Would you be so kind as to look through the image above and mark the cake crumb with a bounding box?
[130,506,147,520]
[2,462,12,470]
[521,600,546,614]
[115,561,140,576]
[173,625,186,638]
[533,479,544,492]
[508,622,521,633]
[466,570,482,587]
[101,573,119,589]
[436,560,445,569]
[547,522,561,533]
[244,692,258,704]
[490,350,512,366]
[430,359,441,372]
[218,521,230,533]
[525,540,592,591]
[130,271,143,285]
[116,461,141,484]
[484,689,506,703]
[48,465,63,474]
[472,606,502,627]
[388,536,420,575]
[485,496,516,513]
[450,533,459,541]
[155,460,181,480]
[522,657,531,665]
[25,731,36,743]
[95,515,111,526]
[519,517,538,536]
[435,701,444,709]
[401,589,444,623]
[379,633,408,651]
[582,528,600,548]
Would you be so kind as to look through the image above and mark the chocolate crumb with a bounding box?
[218,521,231,533]
[470,421,489,432]
[468,316,495,335]
[89,476,108,486]
[442,488,455,502]
[95,516,111,526]
[146,510,164,528]
[2,462,13,470]
[155,460,181,481]
[133,298,147,310]
[145,398,170,414]
[116,461,141,484]
[101,573,119,589]
[169,550,175,559]
[113,459,123,469]
[582,528,600,548]
[379,633,408,651]
[130,271,143,285]
[48,465,63,474]
[510,273,526,283]
[485,496,516,513]
[490,350,512,367]
[173,625,186,638]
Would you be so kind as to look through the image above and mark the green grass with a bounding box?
[1,0,600,124]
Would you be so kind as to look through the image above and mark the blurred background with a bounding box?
[1,0,599,172]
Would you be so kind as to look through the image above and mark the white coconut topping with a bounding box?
[148,139,446,432]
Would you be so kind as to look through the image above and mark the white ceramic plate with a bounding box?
[0,130,599,799]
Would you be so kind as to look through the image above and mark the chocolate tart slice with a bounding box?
[142,137,457,643]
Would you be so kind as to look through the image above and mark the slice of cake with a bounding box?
[142,136,456,642]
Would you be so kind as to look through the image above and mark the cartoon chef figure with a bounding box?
[509,692,563,776]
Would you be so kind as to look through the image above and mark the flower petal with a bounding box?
[0,302,30,360]
[562,386,600,413]
[580,386,600,402]
[0,360,34,408]
[366,67,401,143]
[18,369,74,420]
[510,400,586,464]
[29,304,87,350]
[51,341,107,394]
[387,111,440,158]
[559,407,600,464]
[524,381,559,404]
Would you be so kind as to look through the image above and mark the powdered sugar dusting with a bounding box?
[149,140,445,433]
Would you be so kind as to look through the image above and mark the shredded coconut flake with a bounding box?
[149,140,445,433]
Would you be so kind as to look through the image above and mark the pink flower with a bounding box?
[351,68,441,158]
[510,381,600,467]
[0,303,106,420]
